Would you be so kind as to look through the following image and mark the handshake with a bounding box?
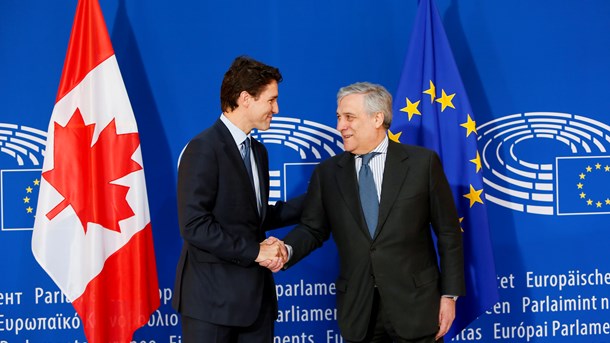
[255,236,288,273]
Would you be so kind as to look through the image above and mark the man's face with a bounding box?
[245,80,279,131]
[336,93,381,155]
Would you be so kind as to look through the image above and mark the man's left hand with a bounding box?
[436,297,456,340]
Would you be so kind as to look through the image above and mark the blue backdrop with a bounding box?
[1,1,610,342]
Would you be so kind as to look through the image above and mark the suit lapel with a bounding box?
[376,141,410,238]
[335,152,371,239]
[214,120,260,217]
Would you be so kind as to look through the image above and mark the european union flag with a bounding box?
[390,0,499,338]
[556,156,610,215]
[1,169,42,230]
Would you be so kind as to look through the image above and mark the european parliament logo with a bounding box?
[478,112,610,216]
[0,123,47,231]
[252,116,344,201]
[556,156,610,215]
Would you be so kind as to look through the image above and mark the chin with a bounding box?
[257,122,272,131]
[343,144,355,153]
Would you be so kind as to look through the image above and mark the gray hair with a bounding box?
[337,82,393,129]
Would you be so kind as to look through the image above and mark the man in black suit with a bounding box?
[276,82,465,343]
[173,56,303,342]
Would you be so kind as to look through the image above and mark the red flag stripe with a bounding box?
[56,0,114,102]
[71,224,160,343]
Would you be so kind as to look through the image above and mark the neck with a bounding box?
[224,110,251,134]
[361,132,386,154]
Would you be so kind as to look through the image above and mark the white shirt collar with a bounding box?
[220,113,248,146]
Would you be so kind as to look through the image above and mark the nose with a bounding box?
[272,102,279,114]
[336,117,346,131]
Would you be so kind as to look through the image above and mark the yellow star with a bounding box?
[606,198,610,205]
[579,173,586,179]
[463,184,484,208]
[470,151,482,173]
[460,114,477,137]
[26,206,33,213]
[388,130,402,143]
[577,183,583,189]
[422,80,436,103]
[586,166,592,172]
[459,217,464,232]
[33,179,40,186]
[435,89,455,112]
[400,98,421,121]
[580,192,586,199]
[26,186,33,193]
[587,199,593,206]
[595,163,602,170]
[23,196,30,203]
[605,165,610,172]
[596,201,602,208]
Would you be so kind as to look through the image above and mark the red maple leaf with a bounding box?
[43,108,142,233]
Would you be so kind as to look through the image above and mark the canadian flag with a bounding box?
[31,0,160,342]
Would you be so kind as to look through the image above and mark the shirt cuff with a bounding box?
[285,244,293,261]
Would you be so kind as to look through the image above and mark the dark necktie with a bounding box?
[241,137,255,188]
[359,152,380,237]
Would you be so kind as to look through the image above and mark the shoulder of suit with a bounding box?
[391,140,435,156]
[300,152,346,174]
[182,122,226,155]
[195,119,234,141]
[325,151,351,166]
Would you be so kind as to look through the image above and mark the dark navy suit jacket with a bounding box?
[173,119,303,326]
[284,141,465,341]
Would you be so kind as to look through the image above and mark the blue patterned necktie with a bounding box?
[359,152,380,237]
[241,137,255,187]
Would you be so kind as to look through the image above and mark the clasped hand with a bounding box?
[255,236,287,272]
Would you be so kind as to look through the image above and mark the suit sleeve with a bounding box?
[283,166,331,268]
[428,151,466,296]
[177,140,260,265]
[262,193,306,231]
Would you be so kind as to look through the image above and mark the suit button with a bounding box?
[370,247,376,252]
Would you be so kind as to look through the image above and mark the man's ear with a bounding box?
[237,91,251,108]
[374,111,385,128]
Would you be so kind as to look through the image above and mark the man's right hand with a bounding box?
[256,236,288,272]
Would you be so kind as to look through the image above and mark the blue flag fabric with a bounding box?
[390,0,499,338]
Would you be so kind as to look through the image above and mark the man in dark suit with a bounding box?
[277,82,465,343]
[173,56,303,342]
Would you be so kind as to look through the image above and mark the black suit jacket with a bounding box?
[284,140,465,341]
[172,119,303,326]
